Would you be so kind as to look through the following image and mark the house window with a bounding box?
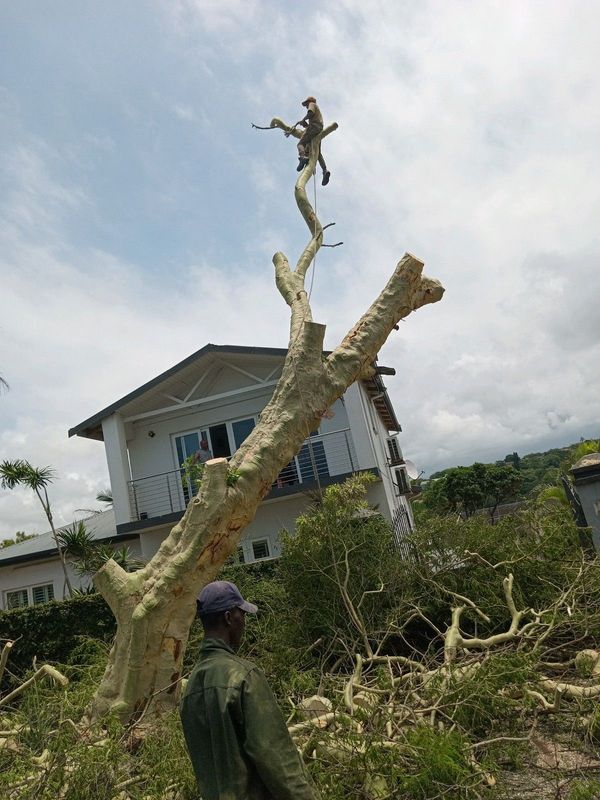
[6,589,28,609]
[175,430,208,466]
[231,417,256,450]
[251,539,270,560]
[32,583,54,605]
[394,468,411,495]
[5,583,55,610]
[387,437,402,466]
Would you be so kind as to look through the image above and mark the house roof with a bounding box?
[69,343,401,440]
[0,509,137,568]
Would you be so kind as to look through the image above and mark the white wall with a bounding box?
[343,383,378,470]
[136,494,313,565]
[102,413,133,525]
[0,538,144,611]
[0,558,77,609]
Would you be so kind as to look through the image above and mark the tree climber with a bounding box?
[287,96,331,186]
[180,581,321,800]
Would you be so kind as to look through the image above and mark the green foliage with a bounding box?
[584,705,600,745]
[536,484,570,507]
[0,594,116,685]
[400,502,587,638]
[442,652,534,737]
[0,645,198,800]
[398,727,475,799]
[226,467,241,486]
[278,473,403,656]
[0,530,37,548]
[426,438,600,500]
[0,459,55,491]
[569,779,600,800]
[421,462,522,519]
[57,521,145,576]
[181,453,204,494]
[95,489,113,505]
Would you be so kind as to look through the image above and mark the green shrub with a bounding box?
[0,594,116,686]
[441,652,535,737]
[400,503,591,639]
[399,727,476,799]
[278,473,405,657]
[569,779,600,800]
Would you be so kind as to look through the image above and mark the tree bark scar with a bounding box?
[173,639,182,661]
[168,672,180,693]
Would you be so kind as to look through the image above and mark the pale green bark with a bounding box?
[86,122,444,724]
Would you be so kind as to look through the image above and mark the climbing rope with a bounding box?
[251,121,340,496]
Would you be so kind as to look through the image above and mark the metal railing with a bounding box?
[127,428,358,523]
[391,504,417,561]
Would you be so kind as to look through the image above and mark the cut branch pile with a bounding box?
[282,561,600,799]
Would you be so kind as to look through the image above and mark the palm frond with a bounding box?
[0,459,55,490]
[96,490,113,505]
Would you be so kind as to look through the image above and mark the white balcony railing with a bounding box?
[127,428,358,523]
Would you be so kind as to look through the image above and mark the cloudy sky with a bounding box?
[1,0,599,537]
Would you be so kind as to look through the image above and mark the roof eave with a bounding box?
[68,343,291,440]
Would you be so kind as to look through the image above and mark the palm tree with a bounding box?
[57,520,144,577]
[0,460,73,596]
[0,375,8,392]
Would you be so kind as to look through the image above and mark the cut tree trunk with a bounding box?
[86,122,444,725]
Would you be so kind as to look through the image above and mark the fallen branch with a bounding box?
[0,664,68,708]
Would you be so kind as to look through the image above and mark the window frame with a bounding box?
[4,582,55,610]
[251,538,271,561]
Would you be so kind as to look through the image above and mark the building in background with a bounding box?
[0,344,413,609]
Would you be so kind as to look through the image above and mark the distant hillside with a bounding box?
[429,439,599,497]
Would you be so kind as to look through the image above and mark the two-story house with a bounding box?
[0,344,413,609]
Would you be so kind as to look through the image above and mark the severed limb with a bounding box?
[444,574,530,664]
[0,664,68,708]
[0,640,14,684]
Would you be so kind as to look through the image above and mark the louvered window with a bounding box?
[394,468,411,495]
[251,539,270,560]
[6,589,28,609]
[32,583,54,605]
[386,437,402,466]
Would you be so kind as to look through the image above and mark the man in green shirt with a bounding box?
[180,580,320,800]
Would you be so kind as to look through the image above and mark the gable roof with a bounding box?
[69,343,400,441]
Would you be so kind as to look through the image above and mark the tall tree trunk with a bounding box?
[86,123,444,725]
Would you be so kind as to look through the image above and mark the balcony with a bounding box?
[126,428,359,525]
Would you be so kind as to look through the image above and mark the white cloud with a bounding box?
[173,104,197,122]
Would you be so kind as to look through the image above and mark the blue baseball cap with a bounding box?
[197,580,258,616]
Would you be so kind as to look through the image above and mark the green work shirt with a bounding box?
[180,638,319,800]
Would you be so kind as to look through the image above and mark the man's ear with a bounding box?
[223,609,232,627]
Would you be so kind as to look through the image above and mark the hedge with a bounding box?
[0,593,116,683]
[0,560,278,686]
